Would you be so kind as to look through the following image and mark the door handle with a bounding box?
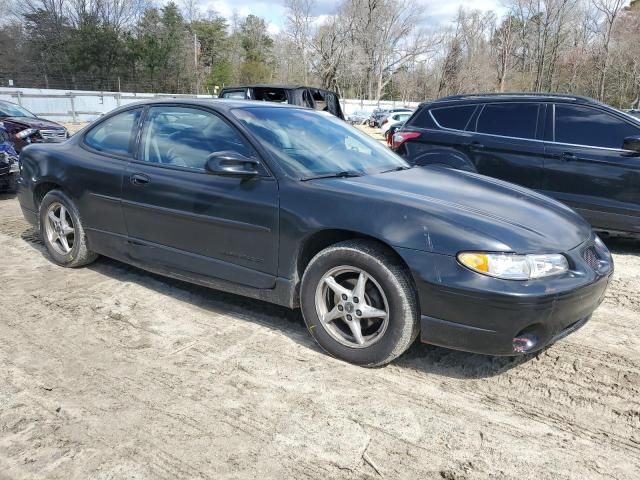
[559,152,578,161]
[130,173,150,185]
[549,152,578,161]
[469,142,485,151]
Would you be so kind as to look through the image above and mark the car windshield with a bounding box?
[0,102,36,118]
[231,107,409,178]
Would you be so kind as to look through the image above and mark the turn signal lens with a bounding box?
[457,253,489,272]
[458,252,568,280]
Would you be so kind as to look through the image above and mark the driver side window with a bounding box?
[139,106,256,171]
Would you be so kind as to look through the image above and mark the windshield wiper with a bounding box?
[301,171,363,181]
[379,165,414,174]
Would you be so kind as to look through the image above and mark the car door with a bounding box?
[543,103,640,234]
[469,102,545,189]
[401,104,477,169]
[79,107,143,258]
[121,105,279,289]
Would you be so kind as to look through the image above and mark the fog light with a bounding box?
[513,333,538,353]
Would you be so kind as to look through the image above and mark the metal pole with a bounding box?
[69,95,77,123]
[194,33,199,95]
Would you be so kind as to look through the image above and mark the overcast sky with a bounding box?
[196,0,506,34]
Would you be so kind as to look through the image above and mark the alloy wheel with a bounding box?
[314,265,389,348]
[44,202,75,255]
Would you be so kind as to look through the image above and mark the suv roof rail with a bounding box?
[433,92,597,103]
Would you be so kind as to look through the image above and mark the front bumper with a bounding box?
[396,238,613,356]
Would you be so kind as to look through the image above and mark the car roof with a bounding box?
[421,93,604,108]
[115,98,310,112]
[220,84,336,93]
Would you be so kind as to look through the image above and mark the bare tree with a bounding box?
[312,12,351,91]
[592,0,626,101]
[493,15,518,91]
[285,0,314,84]
[181,0,201,23]
[343,0,439,100]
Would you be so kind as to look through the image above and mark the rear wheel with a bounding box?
[300,240,419,367]
[39,190,98,267]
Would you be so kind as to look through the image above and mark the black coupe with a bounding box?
[17,100,613,366]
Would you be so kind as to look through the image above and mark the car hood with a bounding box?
[4,116,66,130]
[322,166,592,255]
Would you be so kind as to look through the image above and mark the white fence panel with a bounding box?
[0,87,427,123]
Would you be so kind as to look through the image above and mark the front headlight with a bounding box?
[458,252,569,280]
[15,128,38,139]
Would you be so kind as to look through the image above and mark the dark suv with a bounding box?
[393,94,640,237]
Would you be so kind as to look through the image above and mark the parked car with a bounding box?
[346,110,370,125]
[218,84,344,120]
[17,100,612,366]
[1,123,41,193]
[368,109,388,127]
[369,107,412,128]
[385,121,405,146]
[627,109,640,119]
[0,127,19,192]
[393,93,640,238]
[0,100,69,152]
[381,111,412,135]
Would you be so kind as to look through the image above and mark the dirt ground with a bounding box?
[1,185,640,478]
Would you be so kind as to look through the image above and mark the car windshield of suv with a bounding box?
[232,107,409,178]
[0,102,36,118]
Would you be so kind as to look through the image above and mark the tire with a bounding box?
[300,240,420,367]
[6,173,17,193]
[39,190,98,267]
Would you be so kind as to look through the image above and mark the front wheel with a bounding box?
[300,240,420,367]
[39,190,98,267]
[6,173,17,192]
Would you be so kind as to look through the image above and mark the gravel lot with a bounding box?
[1,166,640,478]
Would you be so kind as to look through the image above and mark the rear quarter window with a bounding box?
[221,90,247,99]
[84,108,141,156]
[430,105,476,130]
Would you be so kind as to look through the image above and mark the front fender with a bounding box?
[277,179,512,279]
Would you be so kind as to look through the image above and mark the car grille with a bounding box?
[39,130,67,142]
[583,246,600,270]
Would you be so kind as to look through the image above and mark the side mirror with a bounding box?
[205,151,260,177]
[622,136,640,155]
